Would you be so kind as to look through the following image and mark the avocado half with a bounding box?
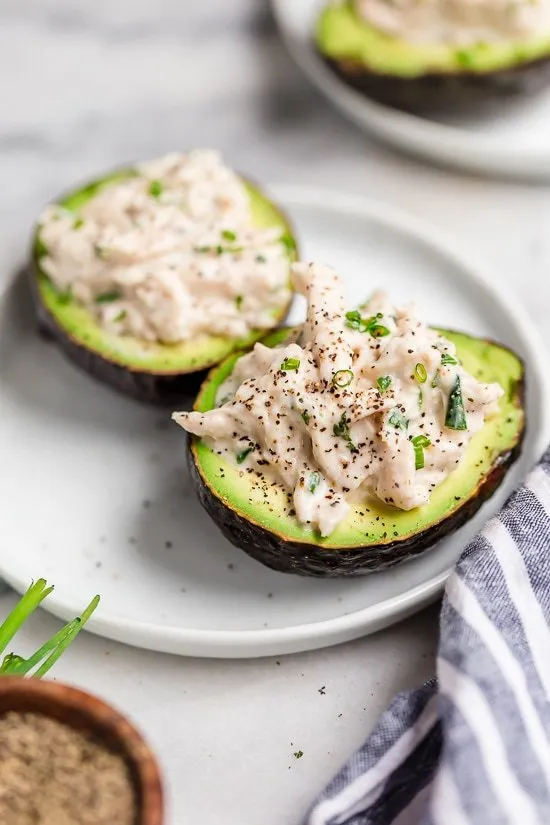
[31,169,298,404]
[186,327,525,578]
[316,2,550,113]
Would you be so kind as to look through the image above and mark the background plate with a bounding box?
[0,186,548,658]
[272,0,550,181]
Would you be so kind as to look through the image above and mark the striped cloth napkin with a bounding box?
[306,449,550,825]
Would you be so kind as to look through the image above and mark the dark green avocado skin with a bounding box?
[186,413,524,578]
[323,53,550,113]
[29,267,204,405]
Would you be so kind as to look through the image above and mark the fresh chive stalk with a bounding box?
[0,580,99,678]
[445,376,468,430]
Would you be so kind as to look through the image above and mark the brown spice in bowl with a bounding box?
[0,711,136,825]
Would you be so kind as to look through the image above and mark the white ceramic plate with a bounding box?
[272,0,550,181]
[0,186,548,658]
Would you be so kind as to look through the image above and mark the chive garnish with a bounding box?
[235,295,243,310]
[332,369,353,388]
[411,435,431,470]
[345,310,389,337]
[236,446,254,464]
[96,290,122,304]
[333,413,358,453]
[419,389,424,410]
[445,376,468,430]
[308,472,321,493]
[114,310,127,322]
[441,353,458,366]
[377,375,392,393]
[280,233,297,254]
[57,285,72,305]
[34,236,48,259]
[414,363,427,384]
[388,409,409,431]
[301,410,310,425]
[256,254,266,263]
[431,370,440,389]
[73,217,85,230]
[222,229,237,242]
[281,357,300,372]
[149,179,163,198]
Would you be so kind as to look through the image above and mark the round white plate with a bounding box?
[1,187,548,659]
[272,0,550,181]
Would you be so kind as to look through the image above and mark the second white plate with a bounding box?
[0,186,548,657]
[272,0,550,181]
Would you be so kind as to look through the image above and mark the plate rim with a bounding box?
[270,0,550,180]
[2,184,549,658]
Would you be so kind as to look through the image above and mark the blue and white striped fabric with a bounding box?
[306,450,550,825]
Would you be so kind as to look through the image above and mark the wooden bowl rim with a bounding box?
[0,677,163,825]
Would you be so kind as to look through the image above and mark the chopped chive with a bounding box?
[431,370,440,389]
[300,410,310,425]
[419,389,424,410]
[57,285,72,305]
[235,295,243,310]
[308,472,321,493]
[34,236,48,259]
[411,434,431,470]
[388,409,409,431]
[236,446,254,464]
[344,310,389,337]
[114,310,127,322]
[332,369,353,389]
[73,217,85,230]
[345,310,363,331]
[222,229,237,242]
[280,233,296,254]
[149,179,163,198]
[194,245,211,253]
[333,413,358,453]
[441,353,458,366]
[414,363,427,384]
[281,357,300,372]
[377,375,392,393]
[256,254,266,263]
[445,376,468,430]
[96,290,122,304]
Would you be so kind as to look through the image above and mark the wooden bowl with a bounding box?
[0,677,163,825]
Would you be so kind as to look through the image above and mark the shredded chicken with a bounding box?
[356,0,550,45]
[174,262,503,537]
[37,151,291,344]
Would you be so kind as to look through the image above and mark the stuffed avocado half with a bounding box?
[176,263,525,578]
[316,1,550,112]
[32,152,297,404]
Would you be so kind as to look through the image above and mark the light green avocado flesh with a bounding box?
[192,328,523,549]
[34,170,296,375]
[316,1,550,77]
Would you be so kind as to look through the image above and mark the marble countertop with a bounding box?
[1,1,549,823]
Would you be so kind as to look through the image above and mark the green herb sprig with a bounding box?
[411,435,431,470]
[0,579,99,678]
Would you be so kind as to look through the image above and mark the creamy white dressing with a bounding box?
[355,0,550,45]
[174,262,503,537]
[37,151,291,344]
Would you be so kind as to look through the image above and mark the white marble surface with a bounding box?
[1,1,549,823]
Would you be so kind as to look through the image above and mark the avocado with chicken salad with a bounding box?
[31,151,297,404]
[174,262,525,578]
[315,0,550,112]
